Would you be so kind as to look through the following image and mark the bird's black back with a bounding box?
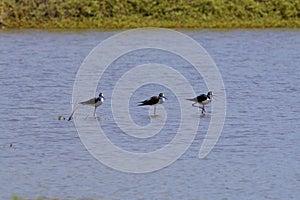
[196,94,208,103]
[138,96,159,106]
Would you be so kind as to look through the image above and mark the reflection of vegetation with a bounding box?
[1,0,299,28]
[12,196,59,200]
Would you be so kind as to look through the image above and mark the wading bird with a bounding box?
[186,91,213,114]
[80,92,105,117]
[138,93,167,116]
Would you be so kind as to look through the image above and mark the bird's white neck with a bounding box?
[159,96,166,104]
[98,96,104,102]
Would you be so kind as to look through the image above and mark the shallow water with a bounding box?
[0,29,299,199]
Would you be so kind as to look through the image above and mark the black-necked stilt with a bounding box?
[138,93,167,116]
[80,92,105,117]
[186,91,213,114]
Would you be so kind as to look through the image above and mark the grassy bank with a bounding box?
[1,0,299,29]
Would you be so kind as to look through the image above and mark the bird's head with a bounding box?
[99,93,105,99]
[159,93,167,99]
[207,91,213,98]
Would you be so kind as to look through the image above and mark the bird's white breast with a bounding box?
[158,97,166,104]
[200,98,212,105]
[95,98,104,107]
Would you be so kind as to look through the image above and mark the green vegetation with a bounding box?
[1,0,299,28]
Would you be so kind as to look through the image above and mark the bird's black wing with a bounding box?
[138,96,159,106]
[196,94,207,103]
[80,97,97,105]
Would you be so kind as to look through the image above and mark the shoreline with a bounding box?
[1,0,299,29]
[1,18,299,29]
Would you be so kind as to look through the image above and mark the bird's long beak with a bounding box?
[164,97,168,100]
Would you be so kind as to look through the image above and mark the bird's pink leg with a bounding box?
[201,105,206,114]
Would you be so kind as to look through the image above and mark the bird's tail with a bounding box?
[186,98,196,101]
[80,101,94,106]
[138,100,148,106]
